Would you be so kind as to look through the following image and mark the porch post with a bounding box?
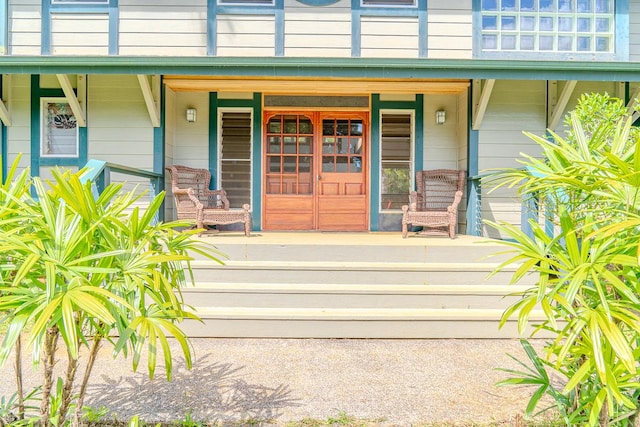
[466,87,481,236]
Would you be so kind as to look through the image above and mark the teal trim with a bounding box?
[154,77,165,221]
[371,94,423,230]
[109,0,119,55]
[251,92,262,231]
[6,57,640,81]
[275,0,284,56]
[207,0,216,56]
[466,85,480,236]
[414,94,423,172]
[30,75,40,176]
[1,123,6,183]
[616,0,629,61]
[30,74,88,177]
[41,2,52,55]
[370,94,381,230]
[209,92,219,188]
[418,0,426,58]
[0,0,7,55]
[351,0,361,57]
[208,0,281,56]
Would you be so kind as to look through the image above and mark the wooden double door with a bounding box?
[263,111,368,230]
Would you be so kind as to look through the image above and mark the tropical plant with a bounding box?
[0,160,223,427]
[487,93,640,426]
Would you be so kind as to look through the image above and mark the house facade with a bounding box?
[1,0,639,237]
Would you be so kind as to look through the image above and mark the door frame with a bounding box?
[262,110,370,231]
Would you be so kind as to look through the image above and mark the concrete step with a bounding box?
[181,282,530,309]
[197,241,512,264]
[187,260,534,286]
[180,307,547,339]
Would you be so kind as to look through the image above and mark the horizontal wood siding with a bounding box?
[51,14,109,55]
[630,1,640,61]
[119,0,207,56]
[217,15,275,56]
[360,16,418,58]
[477,80,546,239]
[427,0,472,59]
[457,90,468,231]
[284,0,350,57]
[8,0,41,55]
[423,94,459,170]
[172,91,210,170]
[6,75,32,172]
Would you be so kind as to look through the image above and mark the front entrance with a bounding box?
[263,111,368,230]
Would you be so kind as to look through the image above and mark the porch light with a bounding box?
[435,110,446,125]
[186,108,197,123]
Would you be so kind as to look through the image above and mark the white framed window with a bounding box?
[380,111,413,211]
[361,0,416,7]
[51,0,108,4]
[218,109,253,209]
[41,98,78,158]
[480,0,614,54]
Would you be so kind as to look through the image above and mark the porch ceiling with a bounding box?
[163,76,470,94]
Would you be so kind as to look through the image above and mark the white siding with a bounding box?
[217,15,275,56]
[6,75,31,173]
[8,0,41,55]
[361,16,419,58]
[423,93,460,170]
[427,0,472,59]
[477,80,546,239]
[119,0,207,56]
[284,0,351,57]
[172,92,210,170]
[630,1,640,61]
[51,14,109,55]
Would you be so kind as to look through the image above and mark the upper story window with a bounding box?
[361,0,416,6]
[480,0,615,57]
[51,0,108,3]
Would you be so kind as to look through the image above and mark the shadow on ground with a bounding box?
[85,353,301,425]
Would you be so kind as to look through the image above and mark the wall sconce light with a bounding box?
[435,110,446,125]
[186,108,197,123]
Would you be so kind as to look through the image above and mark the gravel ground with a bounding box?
[0,338,550,426]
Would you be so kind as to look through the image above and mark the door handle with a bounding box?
[317,175,321,181]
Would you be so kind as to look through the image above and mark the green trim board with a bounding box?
[370,94,423,231]
[208,92,262,230]
[42,0,119,56]
[465,85,480,236]
[30,75,88,177]
[154,76,165,221]
[208,0,284,56]
[3,57,640,81]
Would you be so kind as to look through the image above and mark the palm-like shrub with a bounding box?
[488,93,640,426]
[0,161,222,426]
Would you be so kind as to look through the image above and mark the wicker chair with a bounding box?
[166,165,251,236]
[402,169,466,239]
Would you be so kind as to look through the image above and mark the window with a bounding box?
[219,111,252,208]
[51,0,108,4]
[361,0,416,6]
[41,99,78,158]
[480,0,614,55]
[380,112,412,210]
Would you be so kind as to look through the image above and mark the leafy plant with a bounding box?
[488,93,640,426]
[0,160,223,426]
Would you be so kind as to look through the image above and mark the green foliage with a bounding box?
[0,160,223,427]
[488,93,640,426]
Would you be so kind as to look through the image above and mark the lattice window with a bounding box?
[380,112,412,211]
[220,111,252,208]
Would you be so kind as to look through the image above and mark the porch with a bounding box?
[180,232,541,339]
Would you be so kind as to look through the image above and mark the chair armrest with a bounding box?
[201,189,230,210]
[185,188,204,210]
[408,191,418,211]
[447,190,464,213]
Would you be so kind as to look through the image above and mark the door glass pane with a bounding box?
[336,157,348,172]
[269,136,281,153]
[283,156,297,173]
[299,156,311,173]
[299,136,312,154]
[351,156,362,172]
[323,139,336,154]
[322,156,335,172]
[268,156,281,173]
[299,117,312,134]
[283,136,297,154]
[337,120,349,136]
[284,116,297,134]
